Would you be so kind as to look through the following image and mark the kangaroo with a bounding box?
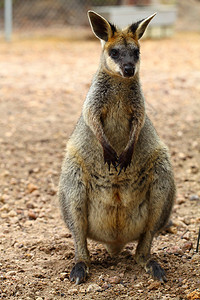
[58,11,176,284]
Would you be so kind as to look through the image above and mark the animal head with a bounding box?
[88,11,156,78]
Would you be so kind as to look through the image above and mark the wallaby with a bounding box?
[59,11,176,284]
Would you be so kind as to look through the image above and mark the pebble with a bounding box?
[173,220,187,228]
[67,288,78,296]
[182,232,191,241]
[86,283,101,293]
[0,204,9,212]
[1,213,9,219]
[0,194,9,203]
[28,211,37,220]
[181,242,193,252]
[190,166,199,174]
[148,281,161,290]
[187,290,200,300]
[189,194,200,201]
[79,287,86,293]
[102,283,111,290]
[27,183,38,194]
[7,270,16,276]
[8,210,17,217]
[108,276,121,284]
[166,245,184,255]
[183,218,191,225]
[60,272,68,280]
[166,226,177,234]
[26,202,35,209]
[176,197,186,205]
[178,152,187,160]
[191,254,200,262]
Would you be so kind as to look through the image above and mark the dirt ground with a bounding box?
[0,32,200,299]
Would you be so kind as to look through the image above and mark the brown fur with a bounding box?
[58,11,176,284]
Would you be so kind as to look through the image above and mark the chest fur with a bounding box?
[102,93,133,153]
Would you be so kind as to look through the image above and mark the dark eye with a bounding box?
[110,49,119,59]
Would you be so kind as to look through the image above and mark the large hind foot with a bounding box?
[70,261,89,284]
[146,259,167,282]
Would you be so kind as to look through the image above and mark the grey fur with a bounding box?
[58,11,176,284]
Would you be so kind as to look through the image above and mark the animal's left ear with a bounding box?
[129,13,156,40]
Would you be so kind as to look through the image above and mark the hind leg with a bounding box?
[135,230,167,281]
[135,165,175,281]
[59,158,90,284]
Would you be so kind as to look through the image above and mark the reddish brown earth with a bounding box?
[0,33,200,299]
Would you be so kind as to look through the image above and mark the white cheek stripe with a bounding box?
[106,55,121,74]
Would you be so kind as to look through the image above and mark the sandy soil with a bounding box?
[0,33,200,299]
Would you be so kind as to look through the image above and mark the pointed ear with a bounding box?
[129,13,156,40]
[88,10,116,42]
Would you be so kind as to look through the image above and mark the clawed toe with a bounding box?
[70,261,88,284]
[146,260,167,282]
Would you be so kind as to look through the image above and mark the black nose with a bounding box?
[123,65,135,77]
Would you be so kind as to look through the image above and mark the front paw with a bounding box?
[146,260,167,282]
[70,261,88,285]
[117,147,133,175]
[103,145,118,171]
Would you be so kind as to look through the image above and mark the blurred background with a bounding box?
[1,0,200,41]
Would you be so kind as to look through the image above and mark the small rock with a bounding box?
[8,210,17,217]
[68,288,78,295]
[0,194,9,203]
[166,226,177,234]
[98,274,104,281]
[27,183,38,194]
[181,242,193,252]
[0,204,9,212]
[178,152,187,160]
[191,254,200,262]
[60,272,68,280]
[182,232,191,241]
[173,220,187,228]
[7,271,16,276]
[190,166,199,174]
[183,218,191,225]
[102,283,110,290]
[187,290,200,300]
[79,287,86,293]
[166,246,183,256]
[86,283,101,293]
[148,281,161,290]
[48,188,57,196]
[10,178,17,185]
[189,194,199,201]
[176,197,185,205]
[108,276,121,284]
[28,211,37,220]
[26,202,35,209]
[1,213,9,219]
[119,272,125,278]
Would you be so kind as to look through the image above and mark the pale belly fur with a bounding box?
[87,184,148,245]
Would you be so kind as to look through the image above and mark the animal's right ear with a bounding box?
[88,10,116,42]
